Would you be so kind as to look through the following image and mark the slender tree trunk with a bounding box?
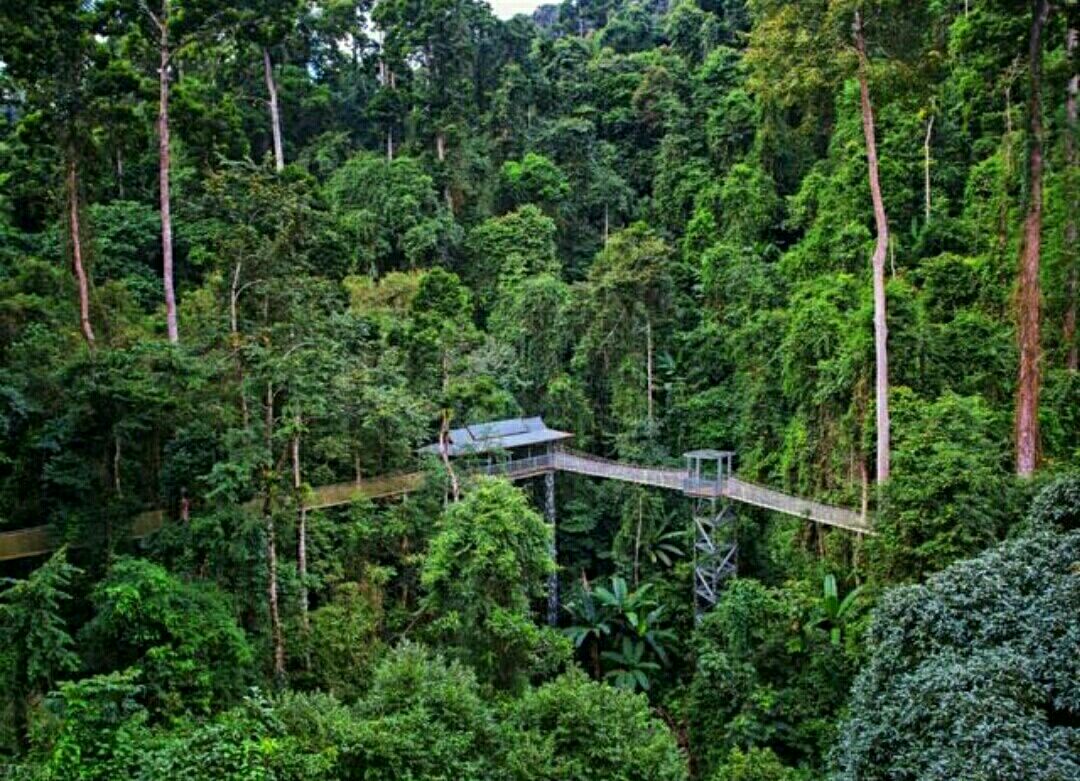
[387,65,396,161]
[859,455,869,523]
[439,411,460,501]
[292,424,308,628]
[436,132,453,210]
[1016,0,1050,477]
[264,382,285,679]
[265,503,285,680]
[924,115,934,225]
[645,315,654,426]
[854,12,890,484]
[1065,26,1078,372]
[116,146,124,199]
[66,159,95,348]
[633,494,643,587]
[230,262,251,428]
[113,436,122,497]
[263,47,284,172]
[157,4,179,344]
[544,468,558,627]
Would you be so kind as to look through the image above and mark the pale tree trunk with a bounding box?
[265,382,285,679]
[117,148,124,199]
[263,47,285,172]
[1015,0,1050,478]
[924,115,934,225]
[265,505,285,680]
[384,61,395,161]
[262,48,285,172]
[66,159,95,348]
[1065,26,1078,372]
[157,2,179,344]
[436,132,453,210]
[113,436,122,497]
[854,12,890,484]
[645,315,654,426]
[230,262,251,428]
[292,423,308,628]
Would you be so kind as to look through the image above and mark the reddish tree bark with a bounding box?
[1015,0,1050,477]
[66,159,95,348]
[854,12,891,484]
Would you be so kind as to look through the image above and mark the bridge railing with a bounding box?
[471,452,556,478]
[682,477,724,497]
[555,448,686,490]
[724,477,869,532]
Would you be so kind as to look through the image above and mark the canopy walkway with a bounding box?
[0,444,868,563]
[552,449,868,533]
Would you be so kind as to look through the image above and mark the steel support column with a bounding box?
[692,496,737,619]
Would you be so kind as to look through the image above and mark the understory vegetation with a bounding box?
[0,0,1078,778]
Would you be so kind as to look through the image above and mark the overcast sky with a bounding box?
[489,0,547,19]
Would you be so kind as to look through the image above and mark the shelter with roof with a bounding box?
[418,416,573,459]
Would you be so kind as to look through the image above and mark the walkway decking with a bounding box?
[0,448,869,562]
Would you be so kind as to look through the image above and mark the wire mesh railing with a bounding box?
[471,453,556,478]
[724,477,869,532]
[555,447,868,532]
[554,449,685,490]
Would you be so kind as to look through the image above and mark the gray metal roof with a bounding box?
[683,449,735,459]
[420,416,573,457]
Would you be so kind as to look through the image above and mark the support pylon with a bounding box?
[692,496,737,619]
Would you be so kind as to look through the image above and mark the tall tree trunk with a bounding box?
[230,262,251,427]
[66,158,95,348]
[544,468,558,627]
[1016,0,1050,477]
[854,12,891,484]
[924,115,934,225]
[158,4,179,344]
[265,382,285,679]
[265,502,285,680]
[292,424,308,628]
[645,315,654,426]
[263,47,284,172]
[1065,26,1078,372]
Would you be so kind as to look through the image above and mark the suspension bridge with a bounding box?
[0,418,869,572]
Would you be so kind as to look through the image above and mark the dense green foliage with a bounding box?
[834,527,1080,780]
[0,0,1078,777]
